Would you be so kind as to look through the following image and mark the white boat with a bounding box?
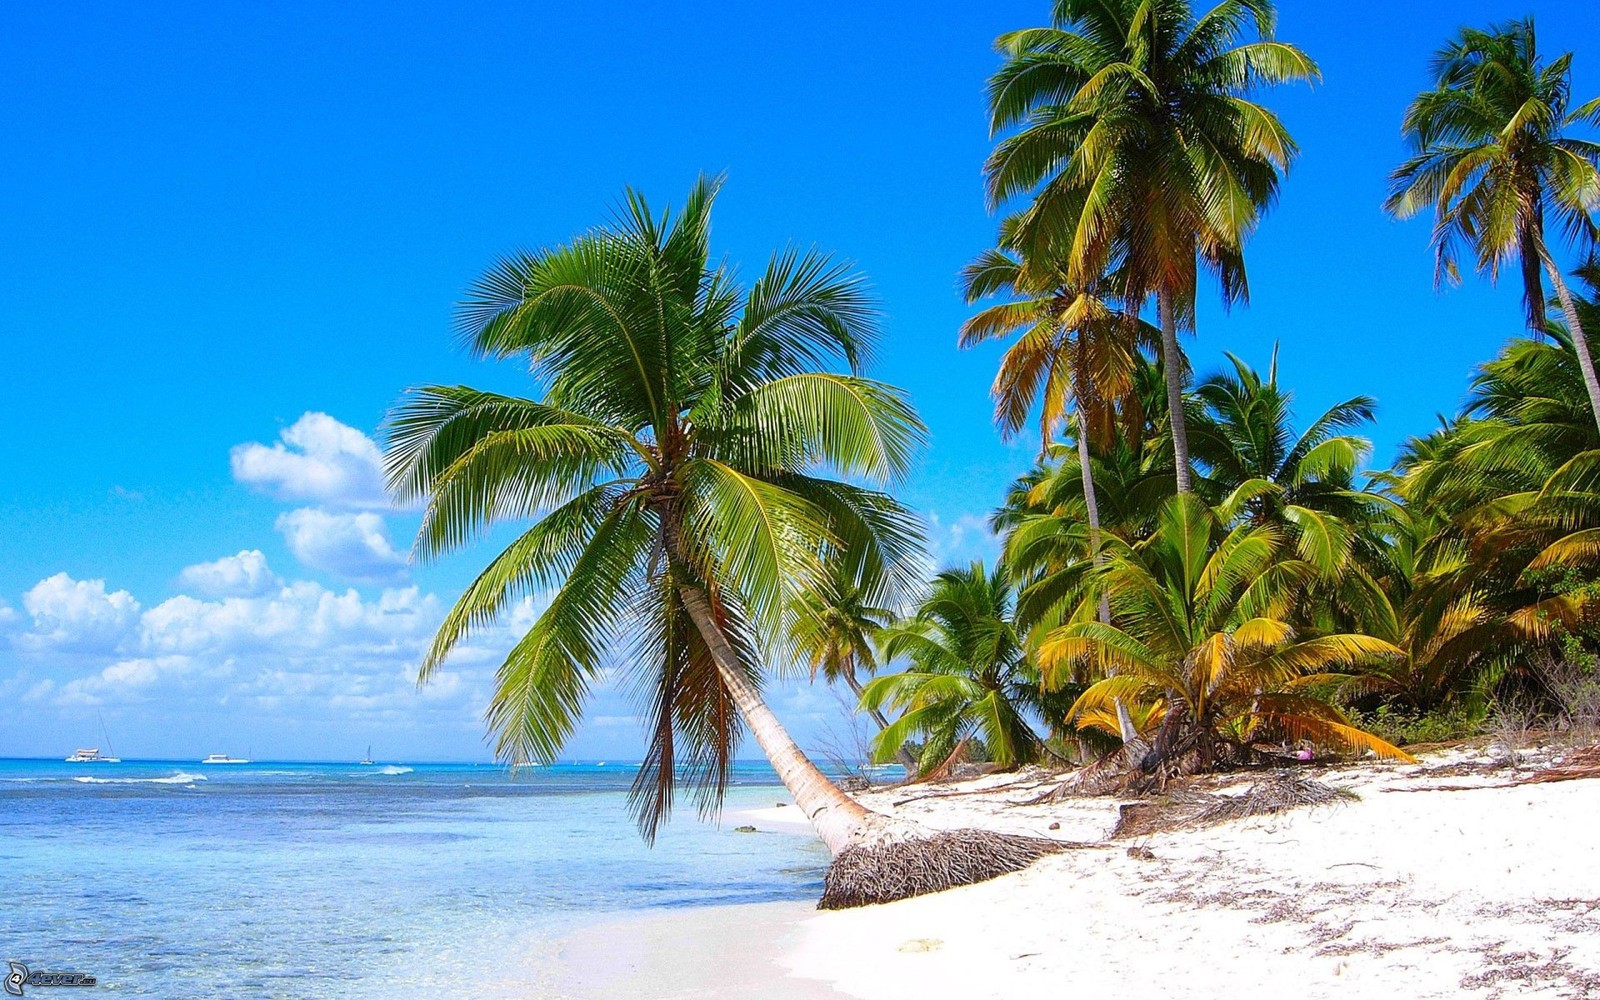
[65,747,120,763]
[200,754,250,765]
[67,714,121,762]
[359,745,375,765]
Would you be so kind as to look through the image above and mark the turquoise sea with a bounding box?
[0,758,827,998]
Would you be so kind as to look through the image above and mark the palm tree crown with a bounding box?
[985,0,1319,492]
[863,562,1050,777]
[1040,495,1414,765]
[1386,17,1600,333]
[385,177,926,843]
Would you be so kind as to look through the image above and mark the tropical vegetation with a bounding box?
[391,5,1600,905]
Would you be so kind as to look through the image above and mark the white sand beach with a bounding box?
[550,746,1600,999]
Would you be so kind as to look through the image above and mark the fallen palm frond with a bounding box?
[818,829,1067,909]
[1112,773,1356,838]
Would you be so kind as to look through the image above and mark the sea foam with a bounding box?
[73,772,207,785]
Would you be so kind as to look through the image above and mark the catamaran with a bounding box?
[65,747,120,763]
[200,754,250,764]
[359,745,375,765]
[66,714,121,762]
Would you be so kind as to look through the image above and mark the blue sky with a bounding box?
[2,1,1597,761]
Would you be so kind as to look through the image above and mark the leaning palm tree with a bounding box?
[1039,495,1415,769]
[862,562,1050,778]
[386,178,1055,908]
[987,0,1319,492]
[1386,17,1600,429]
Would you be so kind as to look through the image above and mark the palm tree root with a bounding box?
[818,827,1063,909]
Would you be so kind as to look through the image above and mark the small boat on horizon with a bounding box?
[65,747,120,763]
[359,745,375,765]
[200,754,250,765]
[67,713,121,762]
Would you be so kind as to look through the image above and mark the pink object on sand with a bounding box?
[1295,748,1315,761]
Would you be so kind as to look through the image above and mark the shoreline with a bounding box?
[545,744,1600,1000]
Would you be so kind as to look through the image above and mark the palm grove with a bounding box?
[386,2,1600,905]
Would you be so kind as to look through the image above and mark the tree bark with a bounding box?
[1158,289,1194,493]
[675,581,869,855]
[1519,224,1548,339]
[1541,245,1600,436]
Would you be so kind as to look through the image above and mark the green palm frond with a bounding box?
[388,179,928,838]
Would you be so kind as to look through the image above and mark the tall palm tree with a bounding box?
[385,178,934,862]
[1387,17,1600,430]
[958,226,1150,619]
[986,0,1319,492]
[1039,495,1414,767]
[862,562,1050,778]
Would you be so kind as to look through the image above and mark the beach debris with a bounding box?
[897,939,943,953]
[1127,846,1157,861]
[1113,773,1356,838]
[734,825,758,833]
[817,828,1066,909]
[1517,745,1600,785]
[1486,740,1520,767]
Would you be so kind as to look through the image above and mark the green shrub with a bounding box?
[1351,705,1484,746]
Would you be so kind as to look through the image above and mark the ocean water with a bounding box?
[0,758,829,998]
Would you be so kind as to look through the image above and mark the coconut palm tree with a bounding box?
[986,0,1319,493]
[1386,17,1600,429]
[958,224,1153,651]
[790,569,919,771]
[387,179,1022,897]
[1188,351,1400,614]
[862,562,1050,778]
[1038,494,1414,767]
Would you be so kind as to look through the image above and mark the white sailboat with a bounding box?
[359,745,375,765]
[65,747,119,763]
[66,713,121,763]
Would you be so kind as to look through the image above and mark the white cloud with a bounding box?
[925,511,1003,570]
[275,509,408,583]
[140,582,436,656]
[176,550,282,598]
[19,573,141,652]
[231,412,390,509]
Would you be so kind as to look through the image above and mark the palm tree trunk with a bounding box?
[1075,401,1137,744]
[842,670,920,774]
[674,581,869,855]
[1540,245,1600,435]
[1519,226,1548,339]
[1158,289,1194,493]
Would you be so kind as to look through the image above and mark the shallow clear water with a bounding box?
[0,758,827,997]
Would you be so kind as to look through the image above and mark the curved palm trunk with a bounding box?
[1158,289,1194,493]
[1540,245,1600,435]
[675,582,869,855]
[1075,400,1136,744]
